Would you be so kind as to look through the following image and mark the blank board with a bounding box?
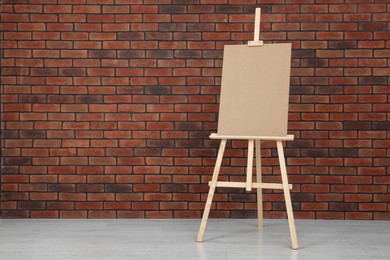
[217,43,292,137]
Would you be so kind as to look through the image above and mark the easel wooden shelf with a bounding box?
[196,8,299,250]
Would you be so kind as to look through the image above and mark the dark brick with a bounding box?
[89,50,116,58]
[329,41,357,49]
[48,95,74,103]
[117,32,144,40]
[117,86,144,94]
[359,77,387,85]
[1,0,28,3]
[1,130,18,138]
[19,130,46,138]
[159,23,186,31]
[292,50,315,58]
[174,50,202,58]
[75,95,103,104]
[159,5,186,14]
[274,202,300,211]
[231,211,257,218]
[291,193,315,202]
[243,5,271,14]
[301,148,329,157]
[134,148,161,156]
[60,68,86,76]
[229,194,256,203]
[216,5,242,13]
[344,121,371,130]
[372,122,390,130]
[187,23,214,32]
[189,131,210,139]
[315,86,343,94]
[5,157,32,165]
[48,184,76,192]
[147,140,175,148]
[161,184,187,192]
[47,202,74,210]
[330,203,358,212]
[301,58,328,67]
[106,184,132,193]
[287,140,315,148]
[173,0,199,3]
[359,22,387,31]
[144,86,171,95]
[203,50,223,58]
[0,210,29,218]
[146,50,173,59]
[1,166,19,174]
[176,122,202,131]
[19,202,45,210]
[77,184,104,193]
[175,140,203,148]
[329,149,358,157]
[117,50,145,59]
[145,32,172,41]
[31,68,57,76]
[19,95,46,103]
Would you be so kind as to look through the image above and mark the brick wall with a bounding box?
[1,0,389,219]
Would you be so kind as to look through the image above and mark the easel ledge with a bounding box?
[210,133,294,141]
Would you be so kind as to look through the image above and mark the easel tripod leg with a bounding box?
[276,141,298,250]
[197,139,227,242]
[255,140,263,227]
[245,140,255,191]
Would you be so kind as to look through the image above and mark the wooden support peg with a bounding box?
[248,7,264,47]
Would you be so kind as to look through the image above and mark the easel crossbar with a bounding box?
[209,181,292,190]
[210,133,294,141]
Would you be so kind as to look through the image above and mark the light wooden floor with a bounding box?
[0,219,388,259]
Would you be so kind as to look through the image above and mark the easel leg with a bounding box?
[255,140,263,227]
[245,140,254,191]
[197,139,227,242]
[276,141,298,250]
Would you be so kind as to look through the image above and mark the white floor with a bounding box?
[0,219,389,260]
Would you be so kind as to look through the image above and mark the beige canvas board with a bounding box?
[217,43,292,137]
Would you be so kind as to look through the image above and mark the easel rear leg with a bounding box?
[255,140,263,227]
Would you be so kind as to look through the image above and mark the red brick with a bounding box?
[44,5,71,13]
[132,202,158,210]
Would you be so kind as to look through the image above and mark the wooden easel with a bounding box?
[196,8,298,250]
